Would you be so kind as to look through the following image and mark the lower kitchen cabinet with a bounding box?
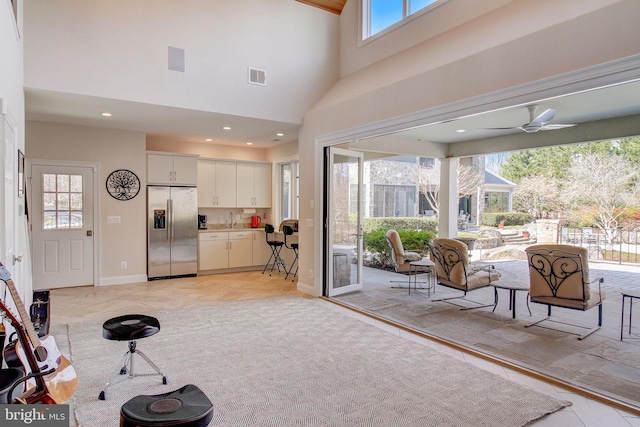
[228,231,253,268]
[198,231,253,271]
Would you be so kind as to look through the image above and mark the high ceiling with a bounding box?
[25,79,640,155]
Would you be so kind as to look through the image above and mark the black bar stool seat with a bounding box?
[99,314,167,400]
[120,384,214,427]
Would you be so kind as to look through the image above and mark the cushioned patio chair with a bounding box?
[385,229,429,289]
[429,238,500,309]
[385,229,422,273]
[525,244,605,340]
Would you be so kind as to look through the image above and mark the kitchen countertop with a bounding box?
[198,226,264,232]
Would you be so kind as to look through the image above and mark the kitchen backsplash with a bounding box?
[198,208,270,229]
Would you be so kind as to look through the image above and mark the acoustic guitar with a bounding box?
[0,262,77,404]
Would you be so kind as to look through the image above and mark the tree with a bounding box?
[500,138,640,184]
[562,152,640,237]
[416,162,480,216]
[511,174,564,218]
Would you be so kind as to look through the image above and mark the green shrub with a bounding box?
[363,217,438,234]
[481,212,533,227]
[363,227,436,268]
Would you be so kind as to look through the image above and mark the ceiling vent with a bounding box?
[248,67,266,86]
[168,46,185,72]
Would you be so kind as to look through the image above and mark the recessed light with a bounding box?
[456,129,467,133]
[223,126,231,130]
[205,138,213,142]
[246,142,253,145]
[101,112,112,117]
[276,133,284,137]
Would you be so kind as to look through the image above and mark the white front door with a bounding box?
[31,163,95,288]
[326,147,364,297]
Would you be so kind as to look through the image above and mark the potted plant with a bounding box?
[498,220,505,229]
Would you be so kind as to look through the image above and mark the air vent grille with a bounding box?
[168,46,185,72]
[248,67,266,86]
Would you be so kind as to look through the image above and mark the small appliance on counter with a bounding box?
[251,215,262,228]
[198,215,207,230]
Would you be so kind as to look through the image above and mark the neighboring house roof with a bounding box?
[485,170,517,189]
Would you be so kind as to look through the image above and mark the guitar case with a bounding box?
[0,367,26,403]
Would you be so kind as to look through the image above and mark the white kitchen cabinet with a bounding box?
[147,153,198,185]
[228,231,253,268]
[252,230,271,267]
[236,162,271,208]
[198,230,253,271]
[197,160,236,207]
[198,232,229,271]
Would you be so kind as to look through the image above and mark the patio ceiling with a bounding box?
[346,79,640,159]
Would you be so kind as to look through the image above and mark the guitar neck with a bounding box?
[5,278,42,349]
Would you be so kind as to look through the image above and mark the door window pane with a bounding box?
[42,173,83,229]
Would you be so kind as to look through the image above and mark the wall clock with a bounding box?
[106,169,140,201]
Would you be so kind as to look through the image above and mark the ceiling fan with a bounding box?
[485,105,576,133]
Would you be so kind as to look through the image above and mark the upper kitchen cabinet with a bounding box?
[236,162,272,208]
[197,159,236,207]
[147,152,198,185]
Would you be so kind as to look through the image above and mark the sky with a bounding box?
[371,0,438,35]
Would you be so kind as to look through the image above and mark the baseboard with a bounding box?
[296,280,317,296]
[99,274,148,286]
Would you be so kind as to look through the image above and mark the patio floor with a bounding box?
[332,258,640,412]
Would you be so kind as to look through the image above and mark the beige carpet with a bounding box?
[68,296,570,426]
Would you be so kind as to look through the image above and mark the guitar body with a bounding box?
[0,262,78,404]
[4,335,78,403]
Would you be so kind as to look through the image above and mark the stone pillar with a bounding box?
[535,219,560,244]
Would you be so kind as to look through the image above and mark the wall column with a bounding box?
[438,157,458,238]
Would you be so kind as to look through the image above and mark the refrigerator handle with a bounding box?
[168,199,173,243]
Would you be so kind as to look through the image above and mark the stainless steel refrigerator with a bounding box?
[147,186,198,280]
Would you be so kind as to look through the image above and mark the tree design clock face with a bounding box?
[106,169,140,201]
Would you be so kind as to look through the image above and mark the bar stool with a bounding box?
[120,384,213,427]
[283,225,298,281]
[99,314,167,400]
[262,224,286,276]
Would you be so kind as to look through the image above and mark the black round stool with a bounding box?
[120,384,213,427]
[99,314,167,401]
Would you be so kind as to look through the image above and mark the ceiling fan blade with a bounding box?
[539,124,576,130]
[528,108,556,126]
[481,127,519,130]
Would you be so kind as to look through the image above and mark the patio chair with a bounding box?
[525,244,605,340]
[428,238,500,309]
[385,229,429,289]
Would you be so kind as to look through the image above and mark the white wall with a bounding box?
[23,0,340,125]
[297,0,640,296]
[0,0,31,302]
[26,121,147,285]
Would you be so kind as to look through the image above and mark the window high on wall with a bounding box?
[363,0,446,39]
